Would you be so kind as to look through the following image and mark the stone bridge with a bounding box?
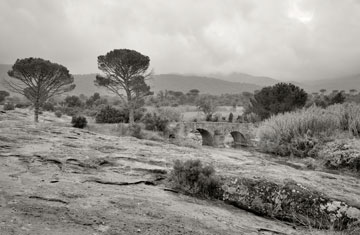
[175,122,254,147]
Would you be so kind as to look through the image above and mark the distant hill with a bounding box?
[209,72,280,86]
[301,75,360,93]
[69,74,263,96]
[148,74,261,95]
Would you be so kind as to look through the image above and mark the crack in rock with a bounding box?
[29,195,69,204]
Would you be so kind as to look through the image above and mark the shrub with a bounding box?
[156,107,183,122]
[196,97,217,116]
[55,110,62,118]
[95,105,144,123]
[95,105,127,123]
[257,106,338,157]
[15,102,31,108]
[327,103,360,137]
[71,116,87,129]
[3,102,15,111]
[243,112,261,123]
[319,140,360,174]
[257,103,360,157]
[212,113,222,122]
[65,95,83,107]
[142,113,169,132]
[169,159,223,199]
[42,102,55,112]
[228,112,233,122]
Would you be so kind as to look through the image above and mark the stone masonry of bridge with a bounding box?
[175,122,254,147]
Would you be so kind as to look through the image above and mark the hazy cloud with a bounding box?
[1,0,360,80]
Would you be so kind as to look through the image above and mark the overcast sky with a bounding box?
[0,0,360,81]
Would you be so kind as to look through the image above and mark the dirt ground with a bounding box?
[0,108,359,235]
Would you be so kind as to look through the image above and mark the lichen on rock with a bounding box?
[221,176,360,230]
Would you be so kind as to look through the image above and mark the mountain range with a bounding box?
[1,64,359,96]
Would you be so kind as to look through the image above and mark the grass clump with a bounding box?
[169,159,223,199]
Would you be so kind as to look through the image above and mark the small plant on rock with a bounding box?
[71,115,87,129]
[169,159,223,199]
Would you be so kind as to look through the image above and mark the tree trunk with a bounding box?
[34,102,39,122]
[128,107,134,125]
[126,90,135,125]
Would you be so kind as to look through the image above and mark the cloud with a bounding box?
[0,0,360,80]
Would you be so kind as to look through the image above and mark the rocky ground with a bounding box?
[0,108,359,235]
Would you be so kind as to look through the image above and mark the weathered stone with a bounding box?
[176,122,254,147]
[222,177,360,230]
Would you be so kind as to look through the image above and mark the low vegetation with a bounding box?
[71,115,87,129]
[95,105,127,123]
[319,139,360,174]
[169,159,223,199]
[257,103,360,164]
[3,102,15,111]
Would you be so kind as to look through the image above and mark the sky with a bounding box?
[0,0,360,81]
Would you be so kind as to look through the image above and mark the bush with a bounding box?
[156,107,183,122]
[95,105,127,123]
[142,113,169,132]
[169,159,223,199]
[257,106,338,157]
[327,103,360,137]
[3,102,15,111]
[71,116,87,129]
[228,112,233,122]
[15,102,31,108]
[55,110,62,118]
[65,95,83,108]
[319,140,360,174]
[42,102,55,112]
[257,103,360,157]
[95,105,144,123]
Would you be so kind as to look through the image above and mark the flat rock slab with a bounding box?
[0,108,359,234]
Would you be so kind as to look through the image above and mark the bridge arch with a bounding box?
[230,131,247,146]
[196,128,213,146]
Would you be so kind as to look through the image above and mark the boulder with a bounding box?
[222,177,360,230]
